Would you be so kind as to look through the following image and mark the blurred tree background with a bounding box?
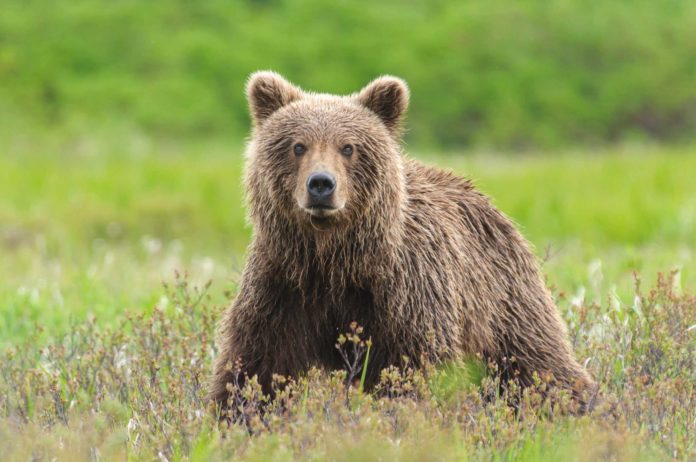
[2,0,695,149]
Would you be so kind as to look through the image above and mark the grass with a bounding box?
[1,271,692,461]
[0,135,694,460]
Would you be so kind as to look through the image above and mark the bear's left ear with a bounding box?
[356,76,410,136]
[246,71,303,126]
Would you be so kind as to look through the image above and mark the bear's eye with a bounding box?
[293,143,307,156]
[340,144,354,156]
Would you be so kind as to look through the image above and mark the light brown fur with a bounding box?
[210,71,595,410]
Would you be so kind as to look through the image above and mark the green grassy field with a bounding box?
[3,1,695,459]
[1,138,694,460]
[1,138,694,342]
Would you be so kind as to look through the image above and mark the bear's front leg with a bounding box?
[208,273,279,419]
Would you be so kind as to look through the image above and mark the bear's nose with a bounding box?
[307,172,336,200]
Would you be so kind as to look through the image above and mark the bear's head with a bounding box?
[244,72,409,235]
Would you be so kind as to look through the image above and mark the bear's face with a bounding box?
[245,72,409,231]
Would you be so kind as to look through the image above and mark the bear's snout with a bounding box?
[306,171,336,206]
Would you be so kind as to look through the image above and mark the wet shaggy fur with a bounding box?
[210,71,596,410]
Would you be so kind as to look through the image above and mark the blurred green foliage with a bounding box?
[2,0,696,148]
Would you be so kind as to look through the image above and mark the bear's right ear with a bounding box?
[246,71,303,126]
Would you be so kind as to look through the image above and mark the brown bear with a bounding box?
[210,71,596,411]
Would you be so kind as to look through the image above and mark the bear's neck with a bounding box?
[255,196,404,293]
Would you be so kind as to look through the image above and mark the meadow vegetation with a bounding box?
[1,258,693,461]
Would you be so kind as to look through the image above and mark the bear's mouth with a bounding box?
[297,198,345,222]
[306,205,339,217]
